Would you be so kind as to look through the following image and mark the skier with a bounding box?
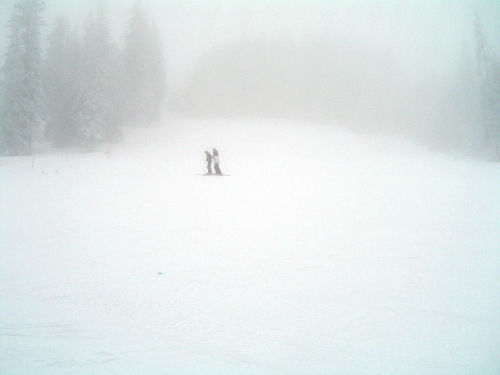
[213,148,222,175]
[205,151,213,174]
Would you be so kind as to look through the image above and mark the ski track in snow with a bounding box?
[1,119,500,374]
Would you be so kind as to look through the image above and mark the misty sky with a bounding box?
[1,0,500,86]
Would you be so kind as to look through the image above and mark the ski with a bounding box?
[197,174,230,176]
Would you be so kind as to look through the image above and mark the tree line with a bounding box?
[173,14,500,159]
[0,0,166,155]
[1,1,499,160]
[474,13,500,158]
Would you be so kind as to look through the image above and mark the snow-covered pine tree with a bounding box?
[43,17,81,148]
[474,12,500,158]
[147,22,167,122]
[122,3,166,126]
[95,1,124,143]
[75,11,107,149]
[0,0,45,156]
[76,1,122,149]
[489,60,500,159]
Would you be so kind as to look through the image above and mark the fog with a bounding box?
[1,0,500,150]
[2,1,500,80]
[2,2,500,372]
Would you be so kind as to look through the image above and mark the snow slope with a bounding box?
[1,119,499,374]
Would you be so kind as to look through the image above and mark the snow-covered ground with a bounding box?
[1,119,499,374]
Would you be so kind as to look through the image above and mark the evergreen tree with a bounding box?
[489,60,500,158]
[147,22,167,121]
[43,17,81,148]
[123,3,167,126]
[75,11,107,148]
[0,0,45,155]
[76,2,122,148]
[474,12,500,157]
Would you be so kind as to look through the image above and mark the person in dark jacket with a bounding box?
[213,148,222,175]
[205,151,213,174]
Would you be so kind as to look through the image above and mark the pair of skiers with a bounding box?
[205,148,222,175]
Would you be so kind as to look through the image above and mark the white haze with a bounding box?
[1,2,500,373]
[2,0,498,152]
[155,2,497,150]
[2,0,500,83]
